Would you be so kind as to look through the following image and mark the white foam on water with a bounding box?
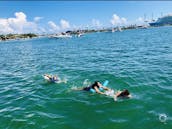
[83,79,91,86]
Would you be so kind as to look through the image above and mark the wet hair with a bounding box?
[91,81,100,88]
[94,81,99,85]
[118,89,130,97]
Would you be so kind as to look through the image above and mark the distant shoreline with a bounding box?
[0,33,38,42]
[0,25,170,42]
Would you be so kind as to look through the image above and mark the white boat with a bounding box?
[112,27,122,32]
[77,33,84,37]
[50,34,72,39]
[142,25,148,29]
[112,28,115,33]
[117,27,122,32]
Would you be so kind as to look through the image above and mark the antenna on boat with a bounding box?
[152,13,155,22]
[144,13,148,23]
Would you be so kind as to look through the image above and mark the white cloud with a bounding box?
[92,19,102,28]
[60,19,70,29]
[121,17,127,23]
[0,12,42,34]
[110,14,127,26]
[48,21,60,32]
[0,19,14,34]
[15,12,26,20]
[34,17,43,22]
[0,12,73,34]
[47,19,71,33]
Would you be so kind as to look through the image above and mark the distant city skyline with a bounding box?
[0,1,172,34]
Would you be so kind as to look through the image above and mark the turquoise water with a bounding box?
[0,26,172,129]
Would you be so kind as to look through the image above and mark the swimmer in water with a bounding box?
[44,74,59,82]
[76,81,131,101]
[113,89,132,101]
[52,76,59,81]
[81,81,111,94]
[44,74,52,79]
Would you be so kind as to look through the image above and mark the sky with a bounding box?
[0,1,172,34]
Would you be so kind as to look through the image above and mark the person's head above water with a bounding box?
[92,81,101,86]
[117,89,130,98]
[94,81,99,84]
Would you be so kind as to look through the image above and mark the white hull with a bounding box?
[51,34,72,39]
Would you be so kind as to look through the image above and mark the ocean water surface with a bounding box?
[0,26,172,129]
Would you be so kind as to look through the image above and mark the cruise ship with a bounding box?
[149,14,172,26]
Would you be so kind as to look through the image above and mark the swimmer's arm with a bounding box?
[101,86,110,90]
[113,91,120,101]
[45,74,52,78]
[115,91,121,97]
[98,84,111,90]
[71,87,84,91]
[75,87,84,91]
[114,91,121,101]
[94,87,105,95]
